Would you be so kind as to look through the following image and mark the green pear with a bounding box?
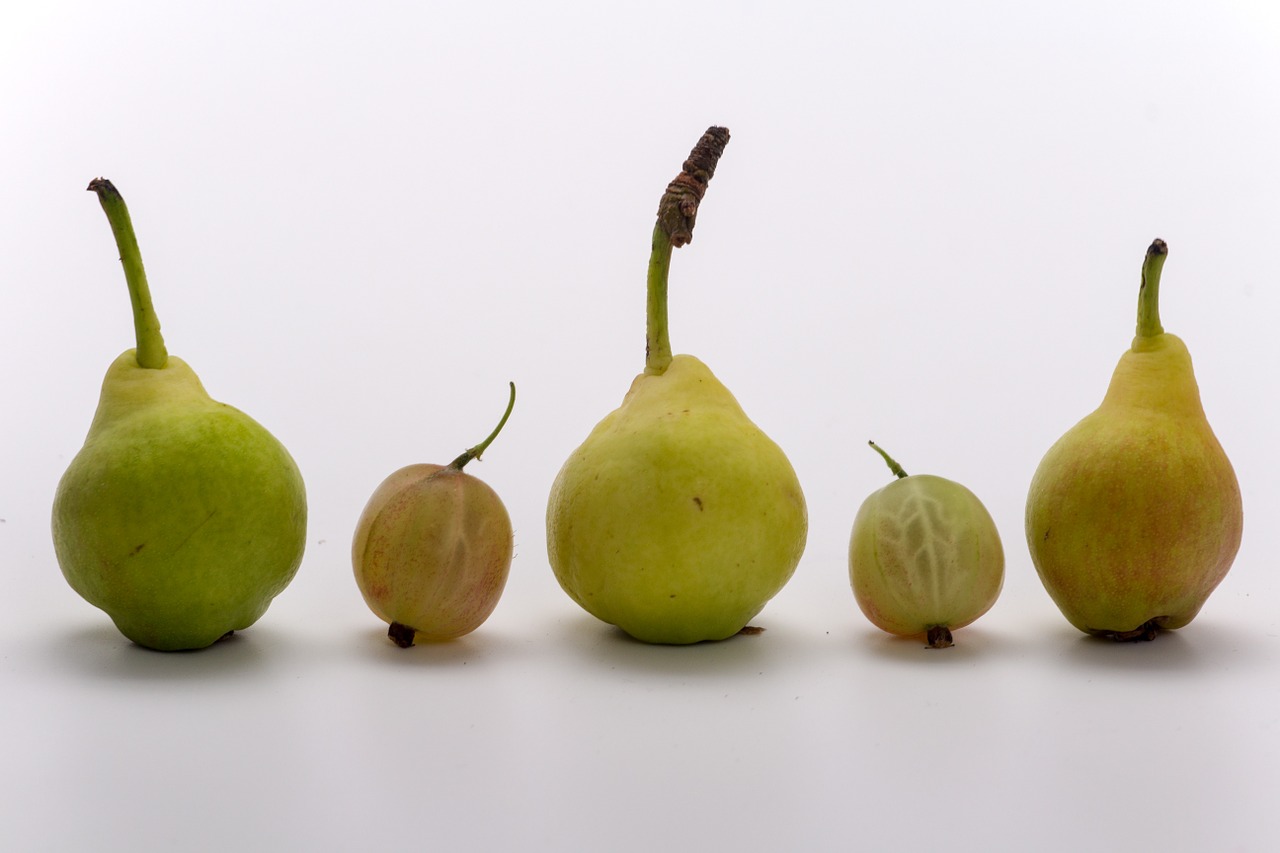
[546,127,808,644]
[353,384,516,646]
[52,179,306,651]
[849,442,1004,648]
[1025,239,1242,640]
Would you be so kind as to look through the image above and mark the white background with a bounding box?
[3,2,1280,850]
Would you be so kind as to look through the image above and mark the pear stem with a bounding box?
[645,225,675,374]
[644,126,731,376]
[87,178,168,369]
[1135,238,1168,340]
[868,441,909,479]
[449,382,517,471]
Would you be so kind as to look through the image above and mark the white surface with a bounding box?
[3,2,1280,851]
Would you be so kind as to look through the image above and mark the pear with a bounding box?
[849,442,1004,648]
[52,179,307,651]
[352,384,516,646]
[1025,239,1242,640]
[546,127,808,644]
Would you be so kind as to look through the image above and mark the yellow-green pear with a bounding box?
[52,179,307,651]
[1025,239,1242,640]
[353,384,516,647]
[546,127,808,644]
[850,442,1004,648]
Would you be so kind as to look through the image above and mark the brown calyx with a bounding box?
[926,625,954,649]
[388,622,418,648]
[1095,619,1162,642]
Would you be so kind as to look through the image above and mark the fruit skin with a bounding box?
[1025,331,1242,637]
[353,463,513,643]
[547,354,808,644]
[849,472,1003,644]
[52,351,307,651]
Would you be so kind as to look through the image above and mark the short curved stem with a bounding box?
[88,178,168,369]
[450,382,516,470]
[1136,238,1168,339]
[868,441,909,479]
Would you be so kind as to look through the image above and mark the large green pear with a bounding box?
[548,355,807,644]
[52,179,306,651]
[1025,240,1242,640]
[546,127,808,644]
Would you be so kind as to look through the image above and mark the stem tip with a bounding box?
[1136,238,1169,339]
[868,441,909,479]
[656,126,731,248]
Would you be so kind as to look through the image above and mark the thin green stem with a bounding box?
[868,441,909,479]
[1136,238,1168,339]
[88,178,168,369]
[645,224,675,375]
[450,382,516,470]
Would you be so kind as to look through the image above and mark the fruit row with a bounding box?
[52,127,1241,652]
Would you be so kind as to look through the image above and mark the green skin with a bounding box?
[548,355,807,644]
[547,173,808,644]
[352,385,516,646]
[353,464,513,644]
[1025,241,1243,639]
[849,445,1004,647]
[52,180,306,651]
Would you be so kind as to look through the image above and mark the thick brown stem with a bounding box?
[646,126,730,375]
[655,126,730,248]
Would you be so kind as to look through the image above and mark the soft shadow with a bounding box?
[353,624,525,670]
[549,612,793,678]
[48,621,283,683]
[1057,619,1273,676]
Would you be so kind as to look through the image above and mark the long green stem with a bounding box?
[642,126,730,376]
[88,178,168,369]
[450,382,517,470]
[645,224,675,375]
[1136,238,1168,340]
[868,441,909,479]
